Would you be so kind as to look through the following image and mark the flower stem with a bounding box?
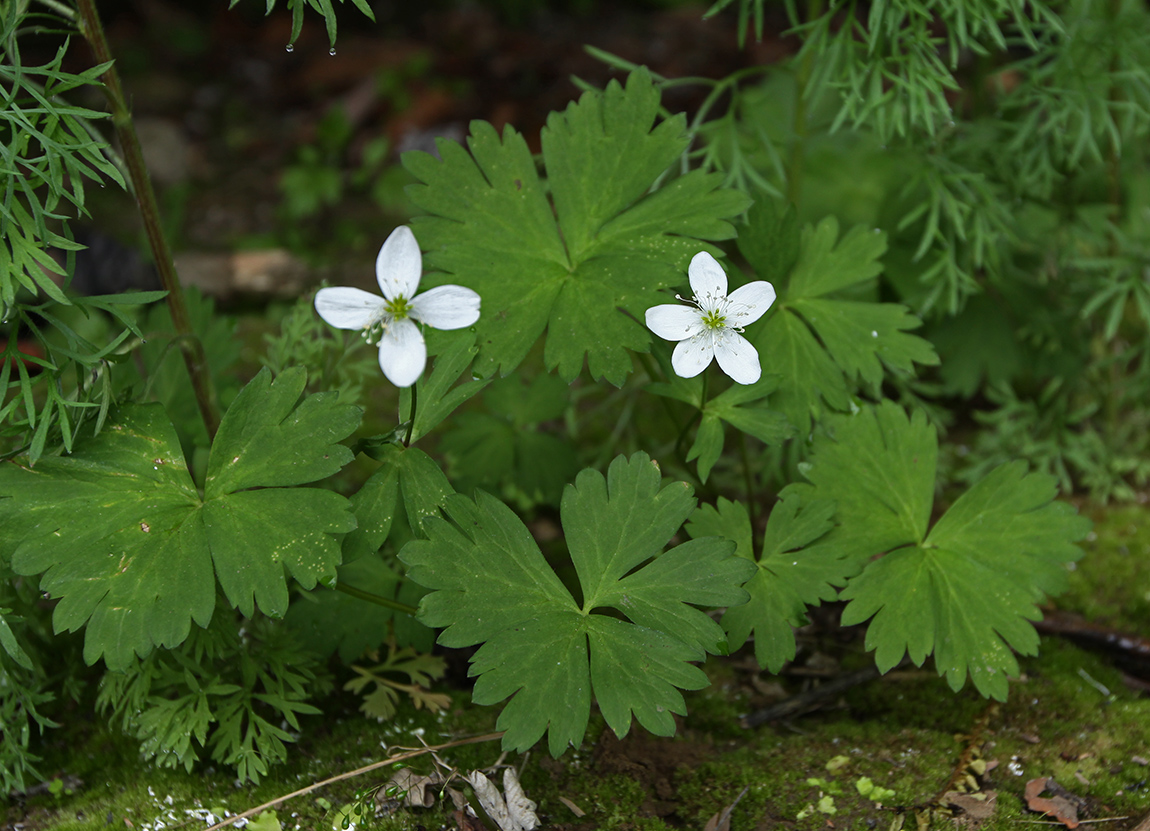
[74,0,220,441]
[335,581,419,617]
[740,430,761,559]
[404,381,417,446]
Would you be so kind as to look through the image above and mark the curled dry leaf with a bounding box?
[467,769,540,831]
[1025,777,1085,829]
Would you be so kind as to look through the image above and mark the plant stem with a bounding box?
[33,0,76,20]
[404,381,417,446]
[335,581,420,617]
[740,430,760,559]
[74,0,220,441]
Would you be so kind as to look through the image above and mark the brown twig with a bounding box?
[204,732,505,831]
[74,0,220,440]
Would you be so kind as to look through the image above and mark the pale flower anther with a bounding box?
[645,251,775,385]
[314,225,481,387]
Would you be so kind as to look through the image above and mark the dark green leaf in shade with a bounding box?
[342,448,401,564]
[690,496,855,673]
[400,453,755,755]
[0,608,33,670]
[750,218,938,433]
[403,68,750,385]
[1,368,361,669]
[738,198,800,289]
[286,555,433,661]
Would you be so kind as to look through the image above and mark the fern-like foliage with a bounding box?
[96,614,330,785]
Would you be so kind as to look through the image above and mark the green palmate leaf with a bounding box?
[404,68,751,385]
[689,495,855,673]
[0,368,360,670]
[653,376,793,483]
[786,401,937,563]
[401,452,755,755]
[784,402,1091,700]
[750,216,938,433]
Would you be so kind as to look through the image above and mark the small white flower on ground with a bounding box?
[314,226,480,387]
[645,251,775,385]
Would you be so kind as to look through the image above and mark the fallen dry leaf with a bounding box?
[557,796,585,818]
[1025,777,1085,829]
[944,790,998,822]
[702,786,750,831]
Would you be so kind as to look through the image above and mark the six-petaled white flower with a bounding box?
[645,251,775,385]
[314,226,481,387]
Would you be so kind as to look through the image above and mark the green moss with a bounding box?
[1063,504,1150,630]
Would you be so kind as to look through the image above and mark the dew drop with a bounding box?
[871,330,878,337]
[329,47,337,56]
[285,43,295,53]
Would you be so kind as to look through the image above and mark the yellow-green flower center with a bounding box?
[385,296,413,320]
[701,308,726,330]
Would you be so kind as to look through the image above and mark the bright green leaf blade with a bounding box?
[2,405,210,670]
[784,402,936,562]
[840,544,1037,701]
[0,609,32,669]
[402,453,753,755]
[203,489,352,618]
[788,217,886,299]
[470,610,591,756]
[405,69,748,383]
[695,495,854,672]
[599,537,753,656]
[755,310,852,435]
[401,491,577,647]
[543,67,688,260]
[343,448,401,563]
[562,452,695,606]
[405,331,490,442]
[397,447,455,536]
[792,298,939,394]
[205,367,360,497]
[925,461,1091,601]
[687,496,753,560]
[404,123,570,379]
[588,616,706,739]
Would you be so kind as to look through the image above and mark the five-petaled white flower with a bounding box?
[314,226,481,387]
[645,251,775,385]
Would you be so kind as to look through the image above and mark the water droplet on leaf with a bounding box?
[286,43,295,52]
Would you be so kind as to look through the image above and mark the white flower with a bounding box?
[314,226,481,387]
[645,251,775,385]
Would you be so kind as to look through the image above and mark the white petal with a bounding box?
[376,225,423,301]
[713,330,761,385]
[314,286,384,330]
[726,281,776,327]
[377,318,426,387]
[671,333,715,378]
[688,252,728,305]
[646,304,705,342]
[410,284,481,330]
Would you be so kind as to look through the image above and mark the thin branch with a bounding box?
[204,732,505,831]
[73,0,220,440]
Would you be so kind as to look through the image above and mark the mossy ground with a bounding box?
[7,509,1150,831]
